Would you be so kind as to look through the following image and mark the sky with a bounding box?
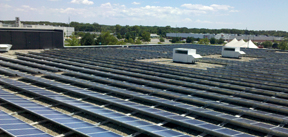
[0,0,287,31]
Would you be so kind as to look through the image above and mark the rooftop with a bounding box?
[0,44,288,137]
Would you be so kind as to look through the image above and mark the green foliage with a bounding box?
[159,37,165,42]
[135,38,142,44]
[141,31,151,42]
[262,41,273,48]
[217,38,224,44]
[76,32,86,37]
[186,37,195,43]
[115,24,121,33]
[4,20,288,37]
[66,33,80,46]
[128,38,134,44]
[278,41,288,50]
[210,38,216,44]
[158,42,162,44]
[198,38,210,45]
[116,33,122,39]
[116,40,126,45]
[272,43,278,49]
[95,32,118,45]
[125,33,131,40]
[80,33,94,45]
[171,37,181,43]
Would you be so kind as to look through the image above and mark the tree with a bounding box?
[95,32,118,45]
[272,43,278,49]
[278,41,288,50]
[159,37,164,42]
[262,41,273,48]
[80,33,94,45]
[67,33,80,46]
[141,31,151,42]
[210,37,216,44]
[186,37,192,43]
[125,33,131,40]
[115,24,121,33]
[116,33,122,39]
[217,38,224,44]
[135,38,142,44]
[198,38,209,45]
[171,37,181,43]
[128,38,134,43]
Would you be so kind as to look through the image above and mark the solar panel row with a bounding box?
[8,56,288,122]
[19,51,288,87]
[0,89,121,137]
[0,64,285,136]
[0,109,52,137]
[0,78,191,137]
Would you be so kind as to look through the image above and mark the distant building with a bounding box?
[0,17,74,36]
[167,33,284,42]
[150,34,160,38]
[166,33,215,39]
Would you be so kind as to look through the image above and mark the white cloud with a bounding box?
[49,0,61,1]
[181,4,213,11]
[16,5,37,11]
[183,18,192,22]
[71,0,93,5]
[6,2,238,25]
[195,19,212,24]
[181,4,234,11]
[229,10,239,12]
[132,2,140,5]
[0,3,11,8]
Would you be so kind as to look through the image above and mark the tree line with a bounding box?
[1,20,288,38]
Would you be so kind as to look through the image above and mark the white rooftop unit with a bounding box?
[173,48,202,64]
[0,44,12,52]
[221,46,245,58]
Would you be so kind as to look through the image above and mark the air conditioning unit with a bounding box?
[173,48,202,64]
[0,44,12,52]
[222,46,245,58]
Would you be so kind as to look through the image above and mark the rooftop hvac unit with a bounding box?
[221,46,245,58]
[173,48,202,64]
[0,44,12,52]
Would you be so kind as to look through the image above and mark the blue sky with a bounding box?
[0,0,287,31]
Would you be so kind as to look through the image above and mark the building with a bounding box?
[0,27,64,49]
[0,17,74,36]
[214,33,284,42]
[166,33,215,39]
[150,34,160,38]
[167,32,284,42]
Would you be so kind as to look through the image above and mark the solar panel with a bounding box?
[0,110,51,137]
[215,128,241,136]
[197,124,222,130]
[2,48,287,137]
[0,90,121,137]
[0,71,281,136]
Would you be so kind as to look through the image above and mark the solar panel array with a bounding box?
[0,44,288,137]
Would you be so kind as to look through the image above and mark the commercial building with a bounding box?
[0,27,64,49]
[167,33,284,42]
[0,17,74,36]
[166,33,215,39]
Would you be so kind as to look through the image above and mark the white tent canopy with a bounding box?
[245,40,258,48]
[224,39,258,49]
[225,38,238,46]
[232,39,246,47]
